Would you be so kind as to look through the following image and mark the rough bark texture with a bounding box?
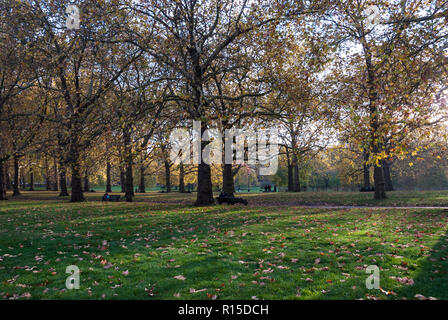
[195,162,214,205]
[0,162,7,200]
[29,169,34,191]
[45,156,51,190]
[59,162,69,196]
[5,162,11,190]
[124,131,134,202]
[139,164,145,193]
[83,171,89,192]
[13,156,20,196]
[363,160,371,190]
[179,163,185,193]
[222,163,234,196]
[292,154,301,192]
[52,157,58,191]
[69,136,84,201]
[287,164,293,192]
[164,160,171,193]
[373,165,386,199]
[382,160,394,191]
[21,172,26,190]
[120,167,126,193]
[125,161,133,202]
[106,161,112,193]
[195,122,214,206]
[70,162,84,202]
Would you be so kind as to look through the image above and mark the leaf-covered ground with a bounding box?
[1,192,448,300]
[9,189,448,207]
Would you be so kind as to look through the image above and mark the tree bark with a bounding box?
[125,160,134,202]
[373,165,386,199]
[222,163,234,196]
[69,142,84,202]
[292,154,301,192]
[139,164,145,193]
[179,163,185,193]
[29,168,34,191]
[21,171,26,190]
[363,152,370,190]
[52,157,58,191]
[106,161,112,192]
[195,122,214,205]
[83,170,90,192]
[5,162,11,190]
[382,159,394,191]
[120,167,126,193]
[123,129,134,202]
[59,162,69,196]
[287,165,293,192]
[45,155,51,190]
[164,160,171,193]
[13,155,20,196]
[0,162,7,200]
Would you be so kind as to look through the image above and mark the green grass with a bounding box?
[1,191,448,300]
[7,189,448,207]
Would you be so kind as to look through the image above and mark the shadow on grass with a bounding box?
[394,227,448,299]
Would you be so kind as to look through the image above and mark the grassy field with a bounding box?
[7,189,448,207]
[1,191,448,300]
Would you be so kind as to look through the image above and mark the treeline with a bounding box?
[1,1,447,204]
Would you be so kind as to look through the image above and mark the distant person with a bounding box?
[103,192,111,201]
[273,185,277,192]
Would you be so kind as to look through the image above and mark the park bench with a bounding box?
[102,195,121,202]
[216,192,248,205]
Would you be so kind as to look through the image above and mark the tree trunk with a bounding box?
[139,164,145,193]
[45,155,51,190]
[195,162,214,205]
[13,155,20,196]
[373,165,386,199]
[363,164,370,190]
[179,163,185,193]
[382,159,394,191]
[120,167,126,193]
[52,157,58,191]
[287,164,293,192]
[222,163,234,196]
[106,161,112,192]
[124,131,134,202]
[5,162,11,190]
[59,162,69,196]
[125,161,133,202]
[0,162,7,200]
[195,122,214,205]
[361,32,387,200]
[292,154,300,192]
[29,169,34,191]
[83,170,89,192]
[164,160,171,193]
[70,142,84,202]
[21,171,26,190]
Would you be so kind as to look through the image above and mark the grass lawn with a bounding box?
[1,191,448,300]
